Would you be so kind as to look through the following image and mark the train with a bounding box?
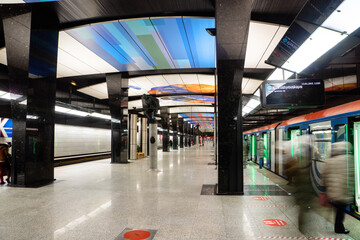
[243,99,360,219]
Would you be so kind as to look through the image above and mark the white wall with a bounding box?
[54,124,111,157]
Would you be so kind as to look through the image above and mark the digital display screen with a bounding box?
[260,79,325,108]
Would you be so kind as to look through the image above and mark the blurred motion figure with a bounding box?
[0,143,11,184]
[322,141,354,234]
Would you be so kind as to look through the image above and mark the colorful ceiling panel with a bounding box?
[180,113,214,130]
[64,17,215,72]
[160,95,214,104]
[148,84,215,95]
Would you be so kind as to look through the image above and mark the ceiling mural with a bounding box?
[180,113,214,129]
[148,84,215,94]
[65,17,215,72]
[160,95,214,104]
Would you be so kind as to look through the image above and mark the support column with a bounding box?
[179,118,184,148]
[129,114,137,160]
[216,0,251,194]
[141,118,148,156]
[149,123,158,170]
[106,73,129,163]
[161,108,169,152]
[171,114,178,150]
[4,11,58,187]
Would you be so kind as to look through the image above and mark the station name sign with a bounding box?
[260,79,325,108]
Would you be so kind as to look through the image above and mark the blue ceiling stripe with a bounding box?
[183,18,215,68]
[66,26,135,71]
[91,22,154,70]
[150,18,194,68]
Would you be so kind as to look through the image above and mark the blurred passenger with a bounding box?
[322,141,354,234]
[169,140,173,149]
[285,137,314,235]
[0,143,11,184]
[283,140,296,185]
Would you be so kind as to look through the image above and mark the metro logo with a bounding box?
[0,118,12,138]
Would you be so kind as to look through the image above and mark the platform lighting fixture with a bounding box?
[90,112,111,120]
[283,0,360,73]
[67,109,89,117]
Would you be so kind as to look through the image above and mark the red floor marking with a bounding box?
[263,219,287,227]
[124,230,151,240]
[252,196,269,201]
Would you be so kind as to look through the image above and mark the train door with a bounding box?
[270,129,276,172]
[309,121,331,194]
[290,129,300,161]
[277,128,284,175]
[262,132,270,169]
[257,133,264,165]
[354,122,360,210]
[251,134,256,162]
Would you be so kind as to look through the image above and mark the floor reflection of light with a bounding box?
[54,201,111,237]
[136,183,140,191]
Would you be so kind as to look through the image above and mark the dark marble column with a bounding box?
[161,108,169,152]
[216,0,252,195]
[171,114,178,150]
[179,118,184,148]
[4,11,58,187]
[106,73,129,163]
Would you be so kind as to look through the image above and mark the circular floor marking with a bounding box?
[124,230,151,240]
[263,219,287,227]
[252,196,269,201]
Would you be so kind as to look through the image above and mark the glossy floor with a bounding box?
[0,145,358,240]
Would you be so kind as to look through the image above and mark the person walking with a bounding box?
[322,141,354,234]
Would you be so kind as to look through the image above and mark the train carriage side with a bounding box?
[269,100,360,219]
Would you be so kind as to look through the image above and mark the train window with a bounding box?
[334,124,346,142]
[311,129,332,162]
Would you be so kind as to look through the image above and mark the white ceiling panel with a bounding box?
[163,74,184,85]
[57,49,100,76]
[0,48,7,65]
[245,21,288,69]
[257,26,288,69]
[57,62,82,78]
[242,78,249,90]
[243,79,263,94]
[180,74,200,92]
[128,87,148,96]
[197,74,214,85]
[58,31,117,77]
[0,0,25,3]
[130,76,154,93]
[146,75,168,86]
[78,82,108,99]
[197,74,215,93]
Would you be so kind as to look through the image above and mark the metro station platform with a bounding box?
[0,146,358,240]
